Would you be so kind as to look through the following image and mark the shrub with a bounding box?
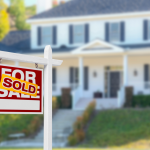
[52,97,58,110]
[68,100,96,146]
[132,95,150,107]
[73,117,84,131]
[75,129,85,142]
[68,133,78,146]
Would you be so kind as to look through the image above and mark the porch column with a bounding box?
[79,57,84,96]
[123,54,128,87]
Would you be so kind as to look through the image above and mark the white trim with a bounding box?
[72,39,124,54]
[0,50,63,66]
[27,11,150,24]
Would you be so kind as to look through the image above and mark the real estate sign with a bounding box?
[0,64,43,114]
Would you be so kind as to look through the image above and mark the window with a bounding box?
[70,67,79,89]
[73,25,84,44]
[41,26,52,45]
[109,23,120,42]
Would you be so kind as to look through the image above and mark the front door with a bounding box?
[110,72,120,98]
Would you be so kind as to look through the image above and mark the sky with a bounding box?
[4,0,37,6]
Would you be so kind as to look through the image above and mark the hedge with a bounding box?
[68,100,96,146]
[132,95,150,107]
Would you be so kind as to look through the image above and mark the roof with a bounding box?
[0,31,76,54]
[31,0,150,20]
[1,30,30,51]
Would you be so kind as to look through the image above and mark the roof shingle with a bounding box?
[30,0,150,20]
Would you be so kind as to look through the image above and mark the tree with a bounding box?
[0,0,7,11]
[0,0,9,41]
[9,0,30,30]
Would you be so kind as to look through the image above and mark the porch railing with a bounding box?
[117,86,125,108]
[71,85,81,110]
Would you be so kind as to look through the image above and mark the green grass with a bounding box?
[0,114,43,142]
[80,109,150,148]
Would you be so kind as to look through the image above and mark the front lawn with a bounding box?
[0,114,43,141]
[80,109,150,148]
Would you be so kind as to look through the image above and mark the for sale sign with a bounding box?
[0,64,43,114]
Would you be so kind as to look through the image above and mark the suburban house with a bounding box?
[1,0,150,110]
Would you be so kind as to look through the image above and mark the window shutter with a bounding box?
[85,24,89,43]
[70,67,74,83]
[52,26,57,45]
[144,64,149,88]
[75,68,79,83]
[144,64,149,82]
[69,25,73,44]
[120,22,125,41]
[52,68,56,84]
[84,67,89,90]
[144,20,148,40]
[37,27,41,45]
[105,23,109,42]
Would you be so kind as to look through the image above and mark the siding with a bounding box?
[31,17,150,50]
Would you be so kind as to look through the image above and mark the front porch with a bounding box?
[52,40,150,110]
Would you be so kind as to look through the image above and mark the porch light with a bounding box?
[134,70,137,76]
[93,71,97,77]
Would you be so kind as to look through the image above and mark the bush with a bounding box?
[75,129,85,142]
[53,96,72,109]
[132,95,150,107]
[68,100,96,146]
[52,97,58,110]
[73,117,84,131]
[68,133,78,146]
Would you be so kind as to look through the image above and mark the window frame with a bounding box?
[41,26,53,46]
[109,22,120,42]
[73,24,85,44]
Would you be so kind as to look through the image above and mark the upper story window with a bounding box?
[109,23,120,42]
[41,26,52,45]
[73,25,85,44]
[105,22,125,42]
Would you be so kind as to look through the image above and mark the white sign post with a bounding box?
[0,45,63,150]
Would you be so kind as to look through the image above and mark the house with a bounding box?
[1,0,150,110]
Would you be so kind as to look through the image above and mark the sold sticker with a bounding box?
[0,74,38,97]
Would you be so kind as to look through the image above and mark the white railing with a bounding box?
[71,85,81,110]
[117,86,125,108]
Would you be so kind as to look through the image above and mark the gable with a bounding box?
[72,39,124,54]
[83,42,112,51]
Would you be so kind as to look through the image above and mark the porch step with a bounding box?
[75,98,118,110]
[52,109,83,147]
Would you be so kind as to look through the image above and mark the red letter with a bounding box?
[3,78,12,88]
[28,85,36,94]
[22,83,28,92]
[13,81,21,90]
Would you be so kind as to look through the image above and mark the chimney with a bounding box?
[37,0,52,14]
